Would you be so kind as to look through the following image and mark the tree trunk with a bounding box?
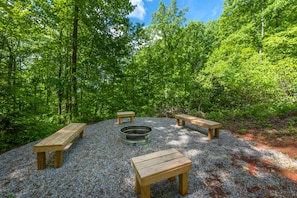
[259,0,265,54]
[7,40,17,112]
[7,44,13,87]
[71,3,79,118]
[58,63,63,124]
[275,9,280,28]
[66,55,71,122]
[252,0,259,35]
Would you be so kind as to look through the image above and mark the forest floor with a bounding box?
[162,109,297,162]
[224,114,297,181]
[3,115,297,161]
[2,117,297,197]
[2,113,297,176]
[225,117,297,160]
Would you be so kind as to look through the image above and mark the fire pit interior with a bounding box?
[120,126,152,146]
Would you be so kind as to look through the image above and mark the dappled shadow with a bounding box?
[0,117,297,197]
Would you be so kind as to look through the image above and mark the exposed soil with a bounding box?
[158,108,297,159]
[225,115,297,181]
[2,117,297,197]
[226,116,297,160]
[233,131,297,159]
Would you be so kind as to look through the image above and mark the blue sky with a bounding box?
[128,0,224,25]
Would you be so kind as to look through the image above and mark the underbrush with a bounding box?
[2,102,297,154]
[0,114,61,154]
[204,103,297,138]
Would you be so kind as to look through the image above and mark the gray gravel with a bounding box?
[1,117,297,198]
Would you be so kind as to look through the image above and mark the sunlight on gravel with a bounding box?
[1,118,297,197]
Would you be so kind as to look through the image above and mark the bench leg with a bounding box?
[168,176,176,181]
[117,117,121,125]
[37,152,46,170]
[135,175,141,194]
[176,119,180,126]
[141,185,150,198]
[208,129,213,140]
[54,151,63,168]
[79,129,84,138]
[215,128,220,138]
[179,172,189,195]
[182,120,185,126]
[130,116,134,123]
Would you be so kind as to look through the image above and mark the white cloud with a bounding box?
[211,6,219,17]
[129,0,146,20]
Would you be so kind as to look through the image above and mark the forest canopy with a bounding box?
[1,0,297,151]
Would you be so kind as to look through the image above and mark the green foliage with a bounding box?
[0,0,137,152]
[237,129,248,135]
[1,0,297,152]
[0,111,61,152]
[187,109,205,118]
[275,116,297,138]
[205,103,297,129]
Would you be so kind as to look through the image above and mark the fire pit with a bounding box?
[120,126,152,146]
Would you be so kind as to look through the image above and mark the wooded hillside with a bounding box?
[1,0,297,151]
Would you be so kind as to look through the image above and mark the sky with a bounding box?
[128,0,224,25]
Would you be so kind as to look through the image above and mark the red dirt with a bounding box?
[231,154,297,183]
[226,115,297,159]
[226,116,297,182]
[160,111,297,183]
[233,132,297,159]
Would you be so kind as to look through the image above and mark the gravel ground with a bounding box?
[1,117,297,198]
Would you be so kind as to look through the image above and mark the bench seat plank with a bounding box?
[131,148,192,197]
[33,123,86,152]
[33,123,86,169]
[175,114,197,122]
[175,114,222,140]
[117,111,135,117]
[132,148,178,164]
[135,152,185,170]
[137,157,192,184]
[190,118,222,129]
[117,111,135,124]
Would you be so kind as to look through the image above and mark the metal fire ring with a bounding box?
[120,126,152,146]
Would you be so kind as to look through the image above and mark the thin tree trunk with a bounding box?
[12,49,17,112]
[252,0,259,35]
[66,54,70,122]
[58,64,63,124]
[7,40,17,112]
[275,9,280,28]
[7,44,13,87]
[259,0,265,54]
[58,30,63,124]
[71,3,79,118]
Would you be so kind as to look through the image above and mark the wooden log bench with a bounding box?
[131,148,192,198]
[117,111,135,124]
[175,114,222,140]
[32,123,87,170]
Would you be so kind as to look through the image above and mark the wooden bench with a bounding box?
[175,114,222,140]
[117,111,135,124]
[33,123,87,170]
[131,148,192,198]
